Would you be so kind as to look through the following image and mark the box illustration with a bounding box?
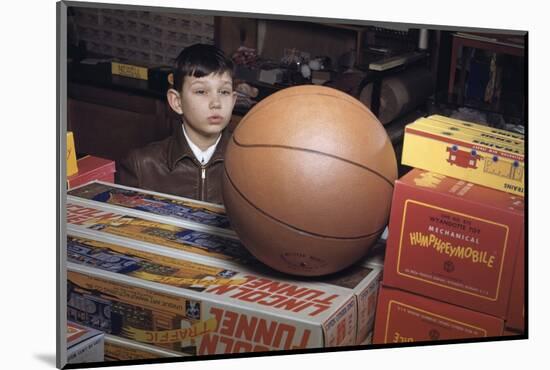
[66,231,381,355]
[68,263,353,355]
[68,181,233,234]
[402,116,524,196]
[66,197,254,265]
[372,286,503,344]
[67,234,245,291]
[67,321,105,364]
[383,169,524,318]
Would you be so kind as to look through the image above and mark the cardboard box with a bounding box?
[66,196,253,266]
[68,181,388,270]
[111,61,148,80]
[402,116,524,196]
[383,168,524,318]
[505,226,525,332]
[66,192,383,347]
[68,181,234,237]
[316,263,382,345]
[66,231,381,355]
[65,197,382,344]
[67,156,116,189]
[67,132,78,177]
[67,321,104,364]
[104,335,184,361]
[372,286,503,344]
[428,115,524,144]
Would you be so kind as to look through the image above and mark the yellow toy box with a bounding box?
[402,115,525,196]
[66,132,78,177]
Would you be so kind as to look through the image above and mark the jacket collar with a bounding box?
[168,123,230,170]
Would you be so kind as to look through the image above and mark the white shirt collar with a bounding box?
[182,124,221,165]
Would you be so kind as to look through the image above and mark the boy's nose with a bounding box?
[209,96,221,109]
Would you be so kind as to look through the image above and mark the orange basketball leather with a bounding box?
[223,85,397,276]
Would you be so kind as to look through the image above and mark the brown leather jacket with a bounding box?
[116,125,229,204]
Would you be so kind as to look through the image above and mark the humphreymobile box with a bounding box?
[372,285,503,344]
[68,181,234,237]
[67,156,116,189]
[383,168,524,318]
[402,116,524,196]
[67,321,105,364]
[104,335,183,361]
[67,233,366,355]
[505,225,525,332]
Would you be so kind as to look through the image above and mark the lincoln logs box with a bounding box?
[66,186,382,356]
[372,286,503,344]
[383,169,524,319]
[402,115,524,196]
[67,321,104,364]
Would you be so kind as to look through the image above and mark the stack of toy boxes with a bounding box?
[373,115,525,344]
[66,181,382,362]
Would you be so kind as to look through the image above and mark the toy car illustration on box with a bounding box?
[446,146,482,169]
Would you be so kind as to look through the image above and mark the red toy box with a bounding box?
[505,226,525,332]
[67,156,116,189]
[372,285,503,344]
[383,169,524,319]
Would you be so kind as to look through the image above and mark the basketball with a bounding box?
[223,85,397,276]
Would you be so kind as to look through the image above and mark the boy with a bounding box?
[117,44,237,205]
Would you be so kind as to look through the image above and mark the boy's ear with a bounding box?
[231,91,237,107]
[167,88,183,115]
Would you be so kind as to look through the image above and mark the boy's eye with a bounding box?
[220,90,232,95]
[194,90,206,95]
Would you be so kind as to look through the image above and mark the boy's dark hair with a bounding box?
[173,44,234,91]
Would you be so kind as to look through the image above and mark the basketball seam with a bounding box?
[224,165,389,240]
[238,90,379,129]
[231,138,395,187]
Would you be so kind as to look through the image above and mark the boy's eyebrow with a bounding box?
[189,79,232,86]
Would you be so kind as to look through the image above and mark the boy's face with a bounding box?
[169,72,236,140]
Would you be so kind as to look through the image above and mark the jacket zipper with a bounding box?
[198,158,223,202]
[200,165,206,201]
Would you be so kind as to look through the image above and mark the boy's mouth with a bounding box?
[208,115,224,123]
